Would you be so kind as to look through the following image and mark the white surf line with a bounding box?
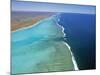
[53,13,66,37]
[63,42,79,70]
[58,26,79,70]
[54,15,79,70]
[56,22,66,37]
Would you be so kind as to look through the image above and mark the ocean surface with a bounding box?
[57,13,96,70]
[11,12,96,74]
[12,15,78,74]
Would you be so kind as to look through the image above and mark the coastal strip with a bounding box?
[11,16,49,31]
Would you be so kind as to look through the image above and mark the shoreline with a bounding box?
[11,15,56,33]
[11,16,49,32]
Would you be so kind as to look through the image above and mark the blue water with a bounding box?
[12,16,77,74]
[12,12,95,74]
[57,13,96,70]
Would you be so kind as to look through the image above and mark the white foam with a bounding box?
[63,42,79,70]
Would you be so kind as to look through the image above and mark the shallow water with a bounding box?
[11,16,77,74]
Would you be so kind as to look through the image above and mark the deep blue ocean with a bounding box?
[58,13,96,70]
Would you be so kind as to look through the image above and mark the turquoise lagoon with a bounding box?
[12,15,78,74]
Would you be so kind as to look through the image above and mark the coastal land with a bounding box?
[11,11,55,31]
